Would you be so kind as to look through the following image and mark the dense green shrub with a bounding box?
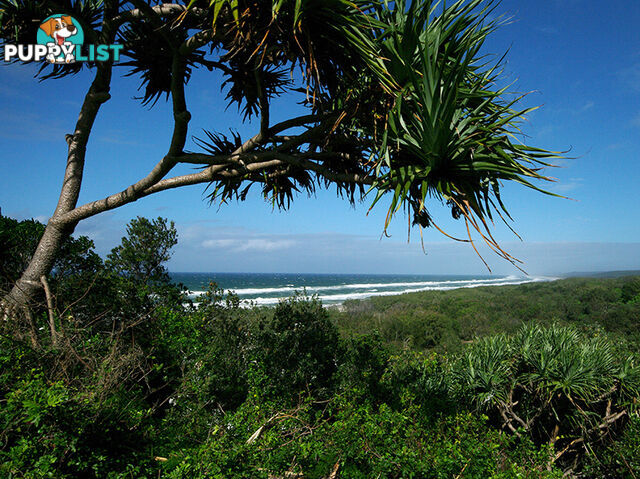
[0,367,158,478]
[381,350,453,416]
[162,398,561,479]
[2,213,640,477]
[161,285,253,444]
[249,294,340,399]
[336,333,390,401]
[451,324,640,474]
[0,216,47,292]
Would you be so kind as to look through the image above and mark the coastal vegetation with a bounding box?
[1,214,640,478]
[0,1,630,477]
[334,276,640,354]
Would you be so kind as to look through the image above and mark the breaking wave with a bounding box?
[186,275,555,306]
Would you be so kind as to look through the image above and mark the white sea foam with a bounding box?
[187,275,527,298]
[241,276,556,306]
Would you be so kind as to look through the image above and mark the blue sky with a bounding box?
[1,0,639,275]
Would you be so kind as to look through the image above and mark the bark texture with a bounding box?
[2,63,113,316]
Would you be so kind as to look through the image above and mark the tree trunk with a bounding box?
[4,219,75,311]
[2,61,113,318]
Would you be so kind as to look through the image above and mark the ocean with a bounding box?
[170,272,554,307]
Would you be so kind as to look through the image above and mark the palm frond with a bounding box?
[118,18,210,106]
[364,0,565,267]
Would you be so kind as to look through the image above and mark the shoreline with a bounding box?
[186,275,560,309]
[180,270,640,309]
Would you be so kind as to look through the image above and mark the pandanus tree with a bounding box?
[0,0,562,318]
[452,324,640,473]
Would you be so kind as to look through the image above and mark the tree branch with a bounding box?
[40,275,58,348]
[60,51,191,224]
[179,29,217,56]
[59,111,343,224]
[142,159,288,197]
[111,4,203,29]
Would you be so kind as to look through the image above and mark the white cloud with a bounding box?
[239,238,296,251]
[172,227,640,276]
[550,177,584,194]
[201,239,235,249]
[96,130,154,146]
[0,108,68,142]
[579,101,594,113]
[201,237,296,252]
[607,143,626,150]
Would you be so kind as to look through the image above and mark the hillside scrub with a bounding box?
[1,215,639,477]
[332,276,640,354]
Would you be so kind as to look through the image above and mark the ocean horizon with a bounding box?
[170,272,557,306]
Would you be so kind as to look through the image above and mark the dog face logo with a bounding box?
[37,15,84,64]
[3,13,120,63]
